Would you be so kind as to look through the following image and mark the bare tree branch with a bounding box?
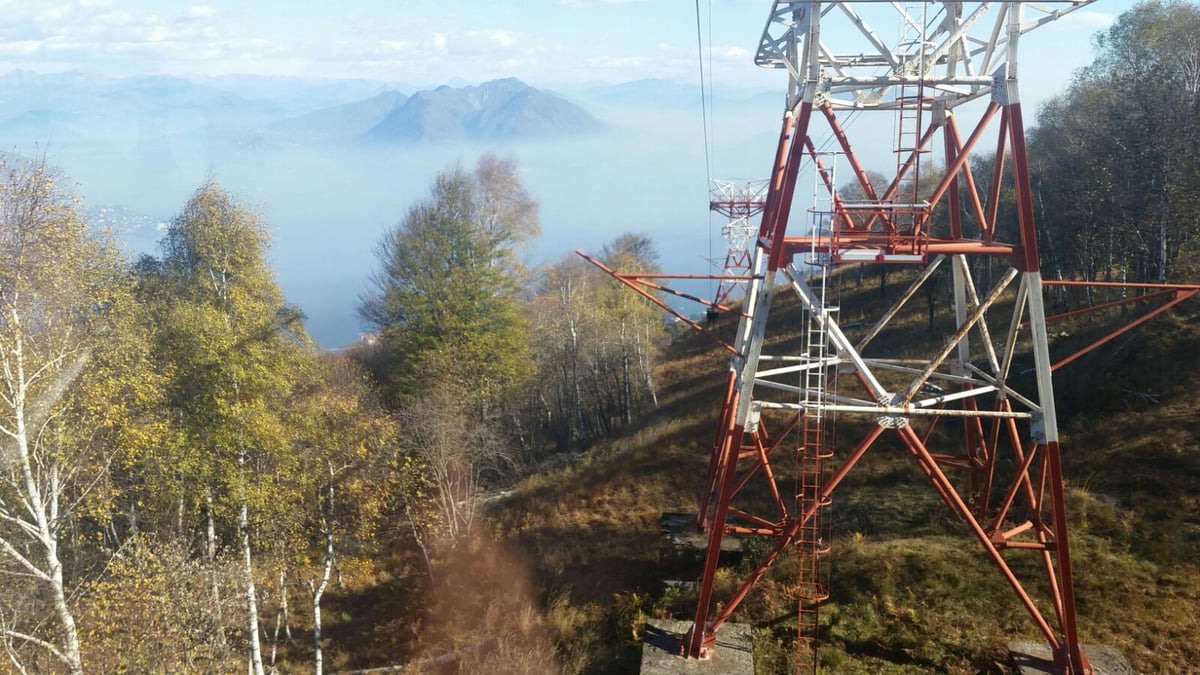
[0,628,71,669]
[0,508,40,540]
[0,537,50,583]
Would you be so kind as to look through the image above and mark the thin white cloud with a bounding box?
[586,55,652,69]
[145,25,170,42]
[0,1,264,71]
[227,37,273,51]
[0,41,41,57]
[35,6,69,22]
[184,5,218,20]
[375,40,413,54]
[466,28,522,49]
[0,0,689,84]
[714,46,750,60]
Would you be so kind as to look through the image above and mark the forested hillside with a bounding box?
[1030,0,1200,285]
[0,150,665,673]
[0,1,1197,674]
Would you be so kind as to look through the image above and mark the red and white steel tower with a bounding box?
[581,1,1200,673]
[709,179,769,309]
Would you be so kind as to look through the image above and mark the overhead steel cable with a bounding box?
[694,0,715,298]
[693,0,713,187]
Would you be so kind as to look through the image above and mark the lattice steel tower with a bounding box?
[579,1,1200,673]
[683,1,1101,672]
[709,179,769,309]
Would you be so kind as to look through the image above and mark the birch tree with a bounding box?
[394,383,515,548]
[524,235,665,454]
[149,180,309,675]
[526,255,599,451]
[289,354,395,675]
[0,155,130,674]
[600,233,663,423]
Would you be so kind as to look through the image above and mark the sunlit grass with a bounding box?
[428,266,1200,673]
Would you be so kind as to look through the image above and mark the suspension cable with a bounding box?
[694,0,716,297]
[694,0,713,186]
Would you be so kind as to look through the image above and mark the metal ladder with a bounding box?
[894,2,930,240]
[796,183,837,674]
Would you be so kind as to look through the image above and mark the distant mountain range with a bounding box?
[364,78,604,143]
[0,71,606,148]
[273,90,410,141]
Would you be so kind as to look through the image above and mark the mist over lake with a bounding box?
[11,74,801,347]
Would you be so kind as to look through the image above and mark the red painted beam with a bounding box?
[1006,103,1041,272]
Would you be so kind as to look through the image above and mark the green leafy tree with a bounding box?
[358,154,538,405]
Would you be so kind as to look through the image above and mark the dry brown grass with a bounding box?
[303,267,1200,673]
[483,266,1200,673]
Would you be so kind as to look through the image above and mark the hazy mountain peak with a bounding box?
[365,78,603,144]
[482,76,528,89]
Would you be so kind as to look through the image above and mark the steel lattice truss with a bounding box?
[757,0,1098,110]
[577,1,1199,674]
[710,179,770,307]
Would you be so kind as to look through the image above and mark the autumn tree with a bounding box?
[599,233,663,426]
[286,354,396,675]
[0,155,137,673]
[140,180,311,675]
[394,381,518,553]
[525,254,600,451]
[74,538,240,672]
[1030,0,1200,284]
[524,234,665,453]
[105,181,405,674]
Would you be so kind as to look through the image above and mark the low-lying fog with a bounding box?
[24,82,909,348]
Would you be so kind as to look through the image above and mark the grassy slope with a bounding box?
[490,267,1200,674]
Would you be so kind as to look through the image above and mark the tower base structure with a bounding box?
[1010,642,1132,675]
[641,621,754,675]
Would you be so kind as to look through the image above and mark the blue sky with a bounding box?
[0,0,767,86]
[0,0,1133,99]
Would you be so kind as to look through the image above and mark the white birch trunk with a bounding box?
[620,317,632,425]
[239,500,265,675]
[638,325,658,408]
[311,517,334,675]
[309,464,335,675]
[269,568,289,671]
[0,327,83,674]
[205,489,227,640]
[281,570,293,641]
